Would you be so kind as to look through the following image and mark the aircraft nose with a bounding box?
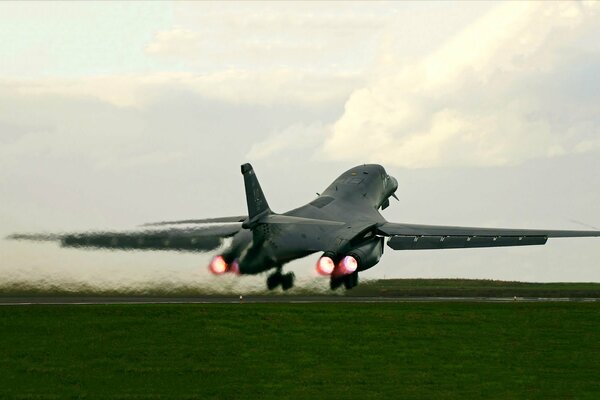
[389,176,398,193]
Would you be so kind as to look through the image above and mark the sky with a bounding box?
[1,1,600,292]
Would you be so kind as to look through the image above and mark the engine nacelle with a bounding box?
[346,237,384,271]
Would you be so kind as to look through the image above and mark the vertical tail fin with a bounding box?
[241,163,271,220]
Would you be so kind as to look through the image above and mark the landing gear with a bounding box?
[344,272,359,289]
[281,273,295,291]
[266,270,295,291]
[330,272,359,290]
[267,272,280,290]
[330,276,344,290]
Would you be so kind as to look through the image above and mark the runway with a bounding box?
[1,296,600,305]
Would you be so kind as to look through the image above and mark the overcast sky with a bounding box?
[1,1,600,292]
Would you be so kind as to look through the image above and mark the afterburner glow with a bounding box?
[316,256,335,275]
[339,255,358,275]
[209,255,228,275]
[230,259,240,275]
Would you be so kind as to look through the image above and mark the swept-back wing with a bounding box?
[377,222,600,250]
[8,224,242,252]
[141,216,247,226]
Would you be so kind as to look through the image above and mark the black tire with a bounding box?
[343,272,359,290]
[343,276,352,290]
[330,276,343,290]
[281,272,295,291]
[267,273,281,290]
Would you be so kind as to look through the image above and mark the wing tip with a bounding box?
[5,233,60,242]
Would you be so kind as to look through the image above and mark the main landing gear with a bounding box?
[330,271,359,290]
[266,269,295,291]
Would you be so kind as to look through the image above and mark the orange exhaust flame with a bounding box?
[316,256,335,275]
[337,255,358,275]
[209,255,229,275]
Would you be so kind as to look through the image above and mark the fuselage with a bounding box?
[222,164,398,274]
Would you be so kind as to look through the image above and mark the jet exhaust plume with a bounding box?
[209,255,241,275]
[316,256,335,275]
[0,275,337,297]
[209,255,229,275]
[1,238,336,295]
[337,255,358,276]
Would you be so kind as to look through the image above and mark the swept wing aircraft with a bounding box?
[10,163,600,290]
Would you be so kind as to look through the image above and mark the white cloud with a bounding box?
[4,69,360,108]
[95,151,186,170]
[145,27,201,58]
[246,123,328,161]
[323,2,600,168]
[165,3,398,72]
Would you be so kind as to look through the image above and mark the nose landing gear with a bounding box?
[266,270,295,291]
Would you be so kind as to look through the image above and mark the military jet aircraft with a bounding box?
[10,163,600,290]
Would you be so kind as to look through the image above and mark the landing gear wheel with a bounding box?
[330,276,344,290]
[343,272,359,290]
[267,272,282,290]
[281,272,295,291]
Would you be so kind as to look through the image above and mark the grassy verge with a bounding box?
[1,303,599,399]
[348,278,600,298]
[2,278,600,298]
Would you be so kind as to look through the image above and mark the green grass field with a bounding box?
[348,279,600,298]
[1,303,599,399]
